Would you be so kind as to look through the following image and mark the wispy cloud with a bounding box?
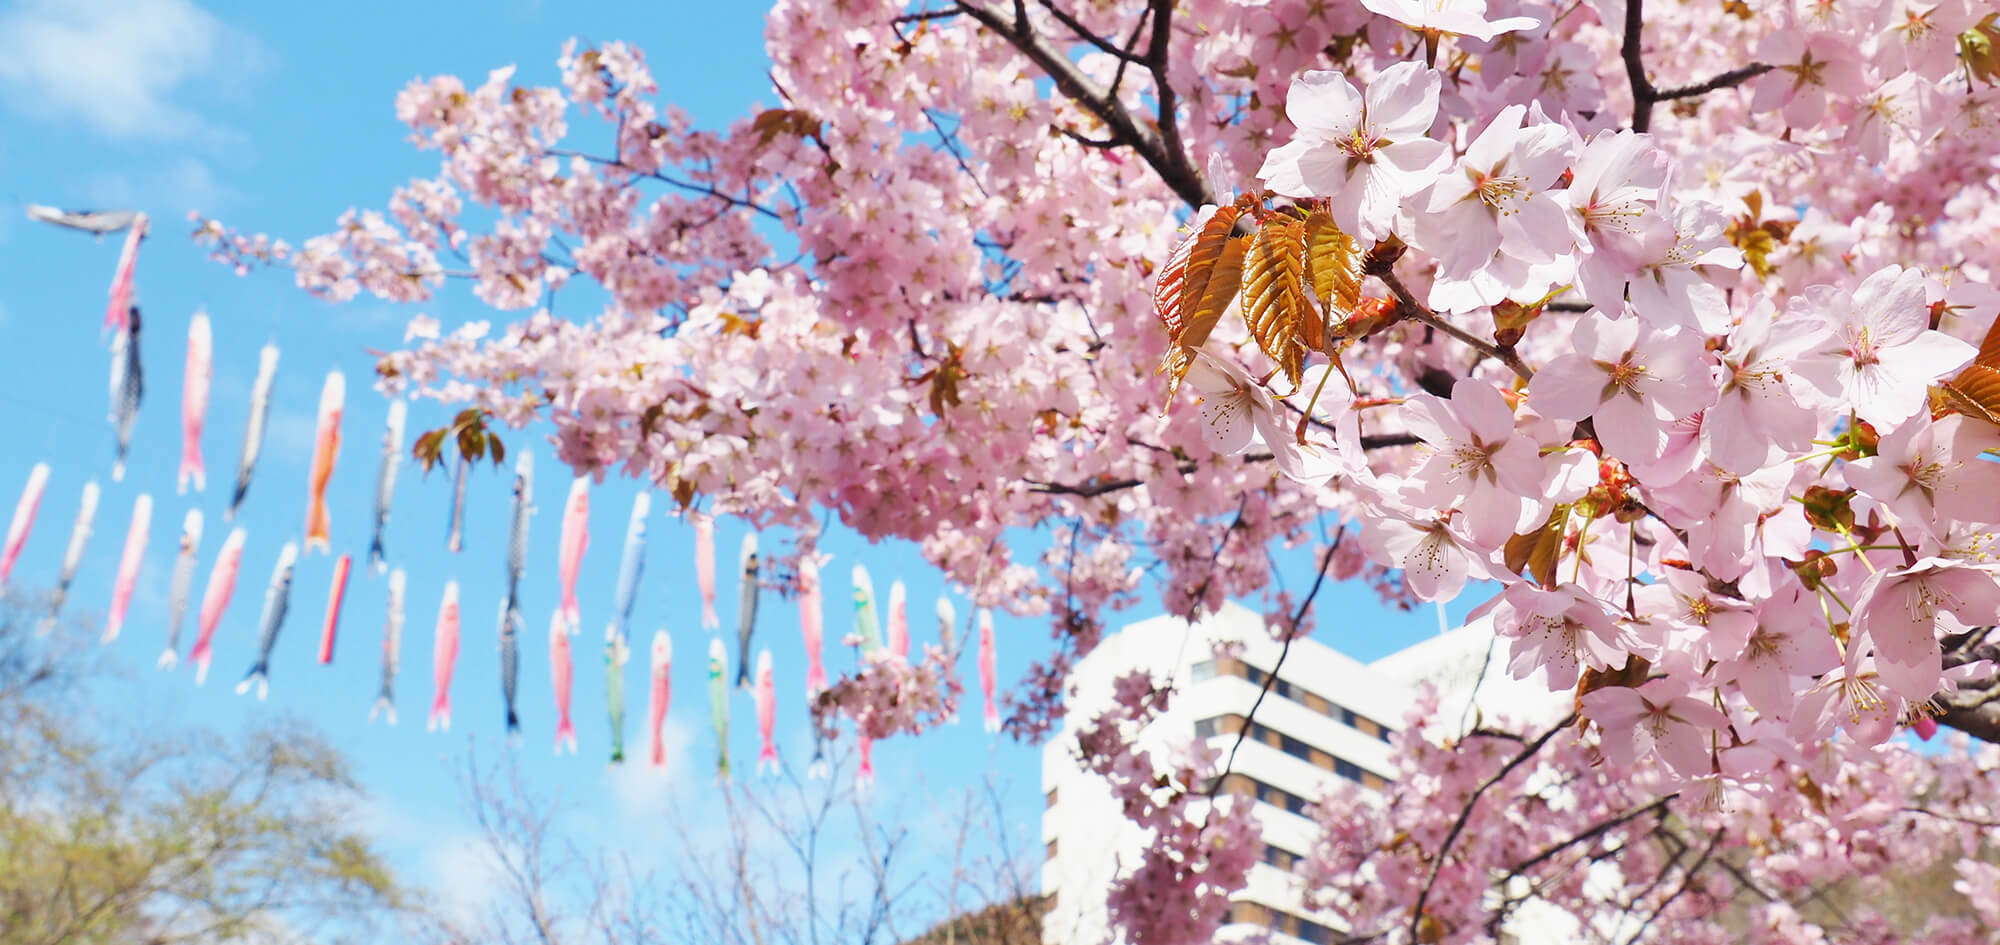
[0,0,267,142]
[84,156,234,217]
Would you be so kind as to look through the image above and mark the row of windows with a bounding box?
[1226,901,1340,945]
[1190,658,1395,743]
[1214,772,1316,818]
[1195,715,1390,789]
[1262,842,1303,872]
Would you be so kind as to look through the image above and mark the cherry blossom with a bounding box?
[1358,0,1543,41]
[1257,62,1450,241]
[1399,379,1547,545]
[1790,264,1977,430]
[1528,312,1709,469]
[1580,677,1730,778]
[1852,558,2000,703]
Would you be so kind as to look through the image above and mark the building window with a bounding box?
[1194,717,1219,739]
[1296,916,1336,944]
[1263,844,1300,871]
[1335,758,1362,783]
[1190,659,1216,682]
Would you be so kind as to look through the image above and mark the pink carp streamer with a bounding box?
[319,553,351,664]
[694,513,718,630]
[101,493,152,644]
[857,734,874,793]
[557,477,589,633]
[0,463,52,595]
[103,212,147,335]
[887,579,909,660]
[179,311,212,494]
[428,580,461,732]
[798,554,826,698]
[755,649,778,775]
[191,527,248,686]
[303,371,345,554]
[648,631,672,768]
[551,610,577,754]
[979,608,999,733]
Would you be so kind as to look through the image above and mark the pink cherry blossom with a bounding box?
[1358,0,1544,40]
[1852,557,2000,702]
[1489,583,1629,689]
[1791,264,1977,430]
[1258,62,1450,242]
[1528,312,1710,469]
[1843,412,2000,538]
[1415,103,1577,312]
[1399,378,1548,545]
[1580,677,1730,778]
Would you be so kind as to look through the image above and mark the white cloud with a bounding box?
[0,0,265,141]
[85,156,233,216]
[606,717,695,821]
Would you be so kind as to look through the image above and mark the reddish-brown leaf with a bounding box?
[1302,211,1361,335]
[1173,205,1243,342]
[1242,219,1310,385]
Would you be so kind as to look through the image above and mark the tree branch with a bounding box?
[1653,63,1774,101]
[1506,795,1675,877]
[1377,269,1535,382]
[1938,627,2000,742]
[1620,0,1770,131]
[1207,529,1344,796]
[954,1,1216,209]
[1407,715,1579,940]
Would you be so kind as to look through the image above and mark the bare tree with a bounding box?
[433,740,1042,945]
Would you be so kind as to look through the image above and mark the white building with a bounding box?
[1038,602,1565,945]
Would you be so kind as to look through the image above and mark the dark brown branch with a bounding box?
[1621,0,1656,131]
[548,148,787,222]
[891,7,962,24]
[1619,829,1722,945]
[1207,529,1345,797]
[1053,124,1122,149]
[1507,795,1675,877]
[1654,63,1774,101]
[1936,625,2000,742]
[1023,433,1420,497]
[1621,0,1770,131]
[1407,715,1579,941]
[1036,2,1147,62]
[954,1,1216,209]
[1377,269,1535,382]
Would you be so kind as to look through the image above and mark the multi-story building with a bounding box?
[1038,601,1567,945]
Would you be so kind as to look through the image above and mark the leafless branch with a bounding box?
[1207,528,1345,796]
[1406,714,1580,939]
[1620,0,1771,131]
[952,1,1216,209]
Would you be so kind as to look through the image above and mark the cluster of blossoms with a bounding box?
[195,0,2000,940]
[1074,671,1263,945]
[1303,689,2000,944]
[1159,4,2000,799]
[810,643,962,742]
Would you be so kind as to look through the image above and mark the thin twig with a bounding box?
[1207,529,1345,797]
[1406,715,1579,939]
[1507,795,1675,876]
[1377,269,1534,382]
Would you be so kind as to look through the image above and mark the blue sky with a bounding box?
[0,0,1466,927]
